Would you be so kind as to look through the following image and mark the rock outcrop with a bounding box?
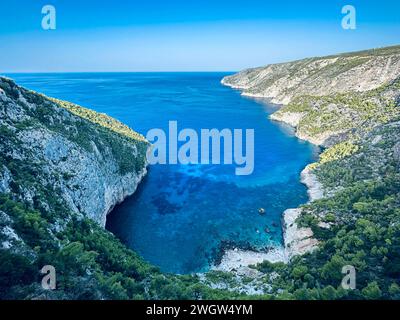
[222,45,400,105]
[0,77,149,228]
[282,208,318,260]
[281,166,324,261]
[223,45,400,261]
[224,46,400,147]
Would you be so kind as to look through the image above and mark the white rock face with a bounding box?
[17,127,148,226]
[0,166,11,194]
[1,225,21,249]
[282,208,318,261]
[0,77,149,228]
[222,48,400,105]
[300,166,324,201]
[281,165,324,260]
[213,247,287,272]
[270,111,304,127]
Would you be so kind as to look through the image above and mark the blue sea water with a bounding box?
[6,72,319,274]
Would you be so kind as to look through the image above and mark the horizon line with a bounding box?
[1,71,237,74]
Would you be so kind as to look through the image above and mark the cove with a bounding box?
[7,72,319,274]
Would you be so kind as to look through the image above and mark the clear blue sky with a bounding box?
[1,0,399,72]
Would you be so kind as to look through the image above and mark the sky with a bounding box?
[0,0,399,72]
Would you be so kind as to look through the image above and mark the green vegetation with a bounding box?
[223,47,400,300]
[50,98,147,143]
[273,79,400,143]
[0,194,247,299]
[249,121,400,300]
[0,77,244,300]
[1,65,400,300]
[2,78,149,176]
[308,141,359,170]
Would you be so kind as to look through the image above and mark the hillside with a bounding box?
[0,77,237,299]
[220,45,400,299]
[222,45,400,103]
[1,43,400,300]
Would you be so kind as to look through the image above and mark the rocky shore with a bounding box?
[212,46,400,297]
[213,164,324,271]
[281,166,323,261]
[212,247,286,273]
[218,46,400,272]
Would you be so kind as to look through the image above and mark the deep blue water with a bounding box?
[6,73,319,274]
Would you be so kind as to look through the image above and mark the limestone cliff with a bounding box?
[222,45,400,105]
[0,77,149,228]
[281,166,324,261]
[223,45,400,261]
[223,45,400,147]
[0,77,221,300]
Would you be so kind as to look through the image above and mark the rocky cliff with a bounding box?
[223,45,400,262]
[0,77,236,300]
[223,45,400,146]
[222,45,400,105]
[0,77,149,228]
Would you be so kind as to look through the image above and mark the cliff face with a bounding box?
[223,45,400,262]
[222,45,400,105]
[0,78,226,300]
[0,77,149,228]
[281,166,324,261]
[223,45,400,146]
[218,45,400,299]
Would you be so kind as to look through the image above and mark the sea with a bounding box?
[6,72,319,274]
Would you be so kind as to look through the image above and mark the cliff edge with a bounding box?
[0,77,149,228]
[222,45,400,262]
[223,46,400,147]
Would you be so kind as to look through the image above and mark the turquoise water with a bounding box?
[7,73,319,274]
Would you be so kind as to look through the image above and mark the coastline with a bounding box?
[214,80,324,272]
[282,166,323,261]
[212,247,286,273]
[213,165,323,272]
[102,165,148,227]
